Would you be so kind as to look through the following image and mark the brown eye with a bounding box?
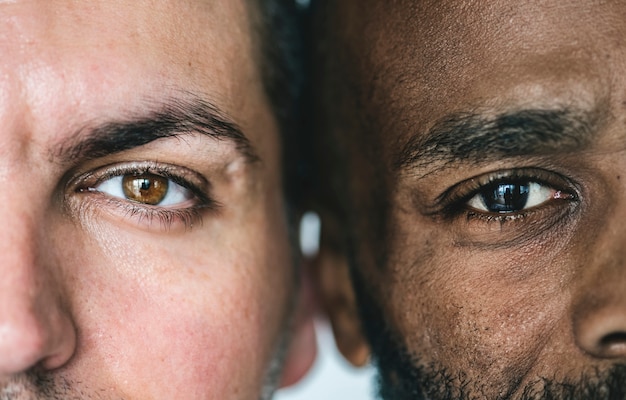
[466,181,563,213]
[93,169,195,208]
[122,174,169,205]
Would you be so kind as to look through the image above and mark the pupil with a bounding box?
[139,179,151,191]
[481,182,530,212]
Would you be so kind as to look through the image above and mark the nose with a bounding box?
[575,303,626,359]
[573,266,626,359]
[0,227,76,377]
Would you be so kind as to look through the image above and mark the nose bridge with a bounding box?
[0,177,76,377]
[0,38,77,377]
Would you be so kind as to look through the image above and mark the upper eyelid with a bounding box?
[93,162,206,185]
[71,161,207,190]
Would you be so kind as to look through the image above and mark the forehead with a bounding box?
[335,0,626,135]
[0,0,260,134]
[0,0,253,73]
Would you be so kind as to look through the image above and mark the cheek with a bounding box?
[383,214,575,385]
[100,286,263,399]
[59,223,291,399]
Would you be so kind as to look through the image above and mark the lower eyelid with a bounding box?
[72,190,209,231]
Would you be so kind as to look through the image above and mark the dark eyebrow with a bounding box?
[394,108,596,175]
[54,96,259,163]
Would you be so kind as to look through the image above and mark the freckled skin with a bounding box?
[315,0,626,398]
[0,1,314,399]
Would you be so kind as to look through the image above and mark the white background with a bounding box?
[275,320,376,400]
[274,213,377,400]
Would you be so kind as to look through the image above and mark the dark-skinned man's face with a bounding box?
[315,1,626,398]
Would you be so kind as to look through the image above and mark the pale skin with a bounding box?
[316,0,626,398]
[0,1,315,399]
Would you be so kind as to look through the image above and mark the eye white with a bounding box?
[95,175,193,206]
[467,182,554,212]
[523,182,554,209]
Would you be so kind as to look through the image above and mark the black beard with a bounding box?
[374,334,626,400]
[351,270,626,400]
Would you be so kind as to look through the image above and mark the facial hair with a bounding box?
[373,331,626,400]
[0,332,291,400]
[0,371,84,400]
[351,270,626,400]
[259,321,292,400]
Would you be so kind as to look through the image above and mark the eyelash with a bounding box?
[435,168,579,224]
[72,162,218,229]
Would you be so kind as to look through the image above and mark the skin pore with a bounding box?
[0,1,315,399]
[314,0,626,398]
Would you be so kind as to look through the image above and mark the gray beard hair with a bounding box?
[259,323,292,400]
[0,373,76,400]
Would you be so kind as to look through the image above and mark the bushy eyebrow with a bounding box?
[394,108,595,176]
[54,96,259,164]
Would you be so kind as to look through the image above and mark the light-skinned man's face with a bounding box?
[315,0,626,398]
[0,1,315,398]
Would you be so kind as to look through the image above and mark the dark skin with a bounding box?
[314,0,626,398]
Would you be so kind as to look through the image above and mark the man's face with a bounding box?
[318,0,626,398]
[0,1,314,398]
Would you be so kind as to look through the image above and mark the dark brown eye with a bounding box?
[122,174,169,205]
[479,182,531,212]
[467,181,555,213]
